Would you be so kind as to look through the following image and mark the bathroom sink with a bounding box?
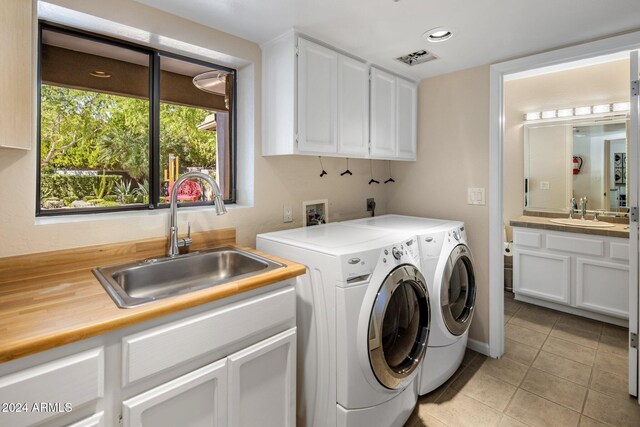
[93,246,284,308]
[549,218,615,228]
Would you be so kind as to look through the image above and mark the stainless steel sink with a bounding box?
[93,246,284,308]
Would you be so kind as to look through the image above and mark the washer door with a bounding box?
[441,244,476,336]
[368,265,430,390]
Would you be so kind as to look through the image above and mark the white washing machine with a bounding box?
[344,215,477,395]
[257,223,431,427]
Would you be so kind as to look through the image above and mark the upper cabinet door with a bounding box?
[227,329,296,427]
[370,68,397,159]
[123,359,228,427]
[337,55,369,157]
[0,0,33,150]
[396,78,418,160]
[297,38,338,154]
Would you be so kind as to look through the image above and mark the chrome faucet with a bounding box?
[579,196,588,220]
[569,198,577,219]
[168,171,227,257]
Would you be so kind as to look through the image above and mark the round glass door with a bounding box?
[368,265,430,390]
[441,244,476,336]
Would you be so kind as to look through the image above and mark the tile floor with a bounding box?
[404,293,640,427]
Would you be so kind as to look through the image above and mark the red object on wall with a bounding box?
[573,156,583,175]
[168,180,203,201]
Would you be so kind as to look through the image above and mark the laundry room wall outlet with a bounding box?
[283,205,293,223]
[467,188,486,205]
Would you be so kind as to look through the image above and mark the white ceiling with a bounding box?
[131,0,640,80]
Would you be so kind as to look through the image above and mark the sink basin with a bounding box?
[549,218,615,228]
[93,246,284,308]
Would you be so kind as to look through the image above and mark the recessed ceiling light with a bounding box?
[424,27,453,42]
[90,70,111,78]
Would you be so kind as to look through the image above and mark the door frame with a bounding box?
[488,30,640,392]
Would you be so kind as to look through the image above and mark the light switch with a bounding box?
[467,188,486,205]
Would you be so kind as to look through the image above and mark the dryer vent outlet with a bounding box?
[367,198,376,217]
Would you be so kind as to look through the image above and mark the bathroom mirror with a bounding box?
[524,117,628,213]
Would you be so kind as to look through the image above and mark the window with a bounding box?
[37,24,236,215]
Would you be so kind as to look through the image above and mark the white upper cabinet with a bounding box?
[396,77,418,160]
[337,55,369,157]
[370,67,417,161]
[262,32,417,161]
[297,38,338,154]
[370,68,397,159]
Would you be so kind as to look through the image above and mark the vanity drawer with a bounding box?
[546,234,603,256]
[122,286,295,386]
[0,348,104,427]
[513,230,541,248]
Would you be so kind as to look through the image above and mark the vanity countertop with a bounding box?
[510,215,629,238]
[0,228,306,363]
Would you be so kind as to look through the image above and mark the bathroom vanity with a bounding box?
[511,216,629,326]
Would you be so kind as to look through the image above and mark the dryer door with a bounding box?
[441,244,476,336]
[368,265,430,390]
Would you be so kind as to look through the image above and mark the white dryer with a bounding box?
[257,223,431,427]
[344,215,477,395]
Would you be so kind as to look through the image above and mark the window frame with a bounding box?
[36,22,237,217]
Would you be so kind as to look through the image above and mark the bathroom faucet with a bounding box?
[580,196,588,220]
[168,171,227,257]
[569,198,577,219]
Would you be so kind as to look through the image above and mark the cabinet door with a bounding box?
[297,38,338,154]
[337,55,369,157]
[370,68,397,159]
[0,0,33,150]
[514,249,571,304]
[123,359,227,427]
[576,258,629,318]
[396,78,417,160]
[227,328,296,427]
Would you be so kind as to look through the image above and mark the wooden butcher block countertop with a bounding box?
[0,228,306,363]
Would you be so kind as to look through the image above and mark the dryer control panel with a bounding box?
[337,237,420,286]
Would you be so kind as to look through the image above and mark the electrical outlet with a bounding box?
[283,205,293,223]
[367,198,375,212]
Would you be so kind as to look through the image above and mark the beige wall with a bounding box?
[0,0,390,258]
[504,59,629,238]
[387,65,491,344]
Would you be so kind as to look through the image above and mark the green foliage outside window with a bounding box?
[39,84,217,209]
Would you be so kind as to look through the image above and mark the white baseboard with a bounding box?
[466,338,491,357]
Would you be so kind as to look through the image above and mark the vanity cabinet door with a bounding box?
[576,258,629,318]
[227,328,296,427]
[514,249,571,304]
[122,359,227,427]
[297,38,338,154]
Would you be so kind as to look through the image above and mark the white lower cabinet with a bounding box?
[513,227,629,322]
[123,328,296,427]
[0,282,296,427]
[123,359,228,427]
[227,329,296,427]
[515,249,570,304]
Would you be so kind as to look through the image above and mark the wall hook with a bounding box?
[340,158,353,176]
[368,159,379,185]
[318,156,327,177]
[384,160,395,184]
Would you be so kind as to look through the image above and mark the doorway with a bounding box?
[489,32,640,404]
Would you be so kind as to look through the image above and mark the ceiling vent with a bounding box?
[395,50,438,66]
